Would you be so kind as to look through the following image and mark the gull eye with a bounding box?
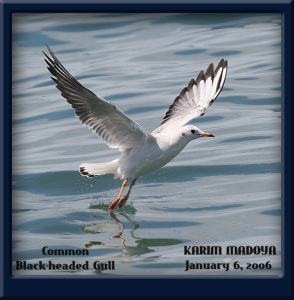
[191,130,196,134]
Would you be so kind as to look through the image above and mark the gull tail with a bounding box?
[80,159,119,178]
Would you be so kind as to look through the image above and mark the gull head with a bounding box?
[181,125,214,140]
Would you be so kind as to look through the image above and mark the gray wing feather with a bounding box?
[44,46,152,153]
[159,59,228,128]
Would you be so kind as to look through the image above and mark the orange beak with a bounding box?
[200,132,215,137]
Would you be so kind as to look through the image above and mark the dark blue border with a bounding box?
[1,1,293,299]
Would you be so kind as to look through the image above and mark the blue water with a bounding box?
[12,13,281,276]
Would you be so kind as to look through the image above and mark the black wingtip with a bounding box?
[213,58,228,79]
[221,58,228,68]
[196,70,205,85]
[224,59,228,68]
[205,62,214,79]
[46,44,53,53]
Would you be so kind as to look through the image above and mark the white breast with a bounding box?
[117,130,189,179]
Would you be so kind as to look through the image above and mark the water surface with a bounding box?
[12,13,281,276]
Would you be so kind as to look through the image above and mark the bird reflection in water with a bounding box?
[84,203,182,257]
[108,211,126,247]
[84,203,139,249]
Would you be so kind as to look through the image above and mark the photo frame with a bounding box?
[1,0,293,299]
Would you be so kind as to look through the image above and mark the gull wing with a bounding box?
[44,46,152,153]
[154,59,228,132]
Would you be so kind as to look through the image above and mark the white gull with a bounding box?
[44,46,228,210]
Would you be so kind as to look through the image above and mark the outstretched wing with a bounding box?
[155,59,228,131]
[44,46,152,153]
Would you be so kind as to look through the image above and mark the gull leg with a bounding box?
[118,178,137,208]
[108,179,128,210]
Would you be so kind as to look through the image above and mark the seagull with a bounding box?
[43,46,228,210]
